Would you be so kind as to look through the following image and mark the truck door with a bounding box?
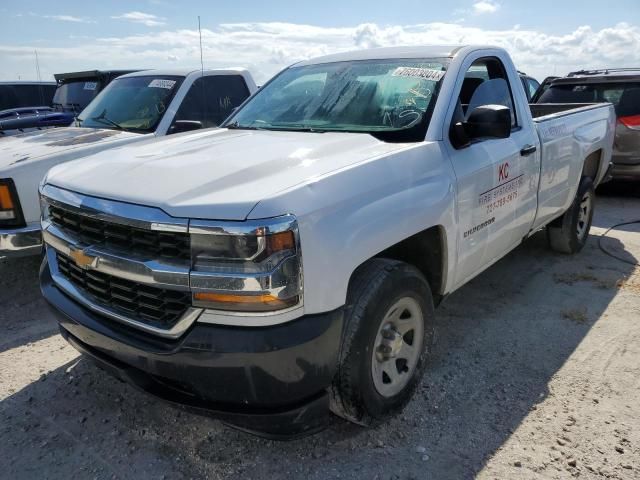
[446,56,538,287]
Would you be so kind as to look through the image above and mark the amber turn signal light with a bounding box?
[0,182,18,222]
[193,291,298,312]
[194,292,286,305]
[0,184,15,210]
[266,230,295,255]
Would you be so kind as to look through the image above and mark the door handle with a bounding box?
[520,144,537,156]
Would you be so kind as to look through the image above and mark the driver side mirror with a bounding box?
[450,104,512,149]
[169,120,203,135]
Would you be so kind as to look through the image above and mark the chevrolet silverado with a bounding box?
[0,68,257,256]
[39,45,615,437]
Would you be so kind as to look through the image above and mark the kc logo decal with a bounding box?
[498,162,510,182]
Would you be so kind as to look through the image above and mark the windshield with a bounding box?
[78,75,183,133]
[52,80,102,112]
[225,58,448,141]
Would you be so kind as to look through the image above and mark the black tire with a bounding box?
[547,177,595,254]
[329,258,435,426]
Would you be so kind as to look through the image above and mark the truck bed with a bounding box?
[530,103,610,122]
[530,100,615,231]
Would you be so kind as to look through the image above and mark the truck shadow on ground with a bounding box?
[0,256,59,353]
[1,214,638,479]
[597,180,640,199]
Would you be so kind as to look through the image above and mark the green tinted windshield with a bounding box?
[78,75,183,133]
[226,58,448,141]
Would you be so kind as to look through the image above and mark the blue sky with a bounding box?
[1,0,639,82]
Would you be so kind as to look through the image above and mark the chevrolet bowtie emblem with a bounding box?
[69,248,96,269]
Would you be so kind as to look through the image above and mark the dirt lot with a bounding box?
[1,188,639,480]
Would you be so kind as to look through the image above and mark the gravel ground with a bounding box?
[1,187,639,480]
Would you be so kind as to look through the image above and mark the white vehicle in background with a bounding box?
[0,68,257,257]
[39,45,615,437]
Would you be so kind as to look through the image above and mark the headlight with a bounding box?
[189,215,302,313]
[0,179,24,227]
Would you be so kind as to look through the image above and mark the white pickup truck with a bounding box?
[39,45,614,437]
[0,68,257,257]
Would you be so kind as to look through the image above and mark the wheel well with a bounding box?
[582,149,602,180]
[373,226,446,304]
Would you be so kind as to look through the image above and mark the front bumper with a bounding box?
[40,258,344,438]
[610,162,640,182]
[0,223,42,257]
[600,161,614,184]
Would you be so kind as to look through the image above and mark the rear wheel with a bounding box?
[547,177,595,254]
[330,258,435,426]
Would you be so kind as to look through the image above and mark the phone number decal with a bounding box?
[485,190,518,214]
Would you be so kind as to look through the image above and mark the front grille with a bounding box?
[49,205,190,260]
[56,252,191,328]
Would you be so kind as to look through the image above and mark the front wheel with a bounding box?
[547,176,595,254]
[329,258,435,426]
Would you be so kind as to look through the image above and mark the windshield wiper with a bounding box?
[225,121,265,130]
[275,127,326,133]
[257,122,327,133]
[225,120,327,133]
[89,115,125,131]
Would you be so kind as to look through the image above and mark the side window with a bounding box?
[17,85,49,106]
[0,86,16,110]
[171,78,204,128]
[527,78,540,100]
[13,86,31,107]
[601,87,624,107]
[172,75,250,131]
[615,86,640,117]
[454,57,517,128]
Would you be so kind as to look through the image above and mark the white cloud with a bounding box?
[19,12,95,23]
[2,22,640,84]
[112,11,166,27]
[44,14,94,23]
[473,1,500,14]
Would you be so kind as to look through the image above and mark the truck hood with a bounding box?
[47,128,409,220]
[0,127,141,168]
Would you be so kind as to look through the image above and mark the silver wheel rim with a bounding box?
[576,192,592,240]
[371,297,424,398]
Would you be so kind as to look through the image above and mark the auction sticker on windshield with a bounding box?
[148,79,177,89]
[392,67,445,81]
[84,82,97,90]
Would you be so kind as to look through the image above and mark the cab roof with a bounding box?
[0,81,56,85]
[118,67,251,79]
[294,45,498,66]
[53,70,139,81]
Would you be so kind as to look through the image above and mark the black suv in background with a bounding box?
[0,81,57,111]
[535,68,640,181]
